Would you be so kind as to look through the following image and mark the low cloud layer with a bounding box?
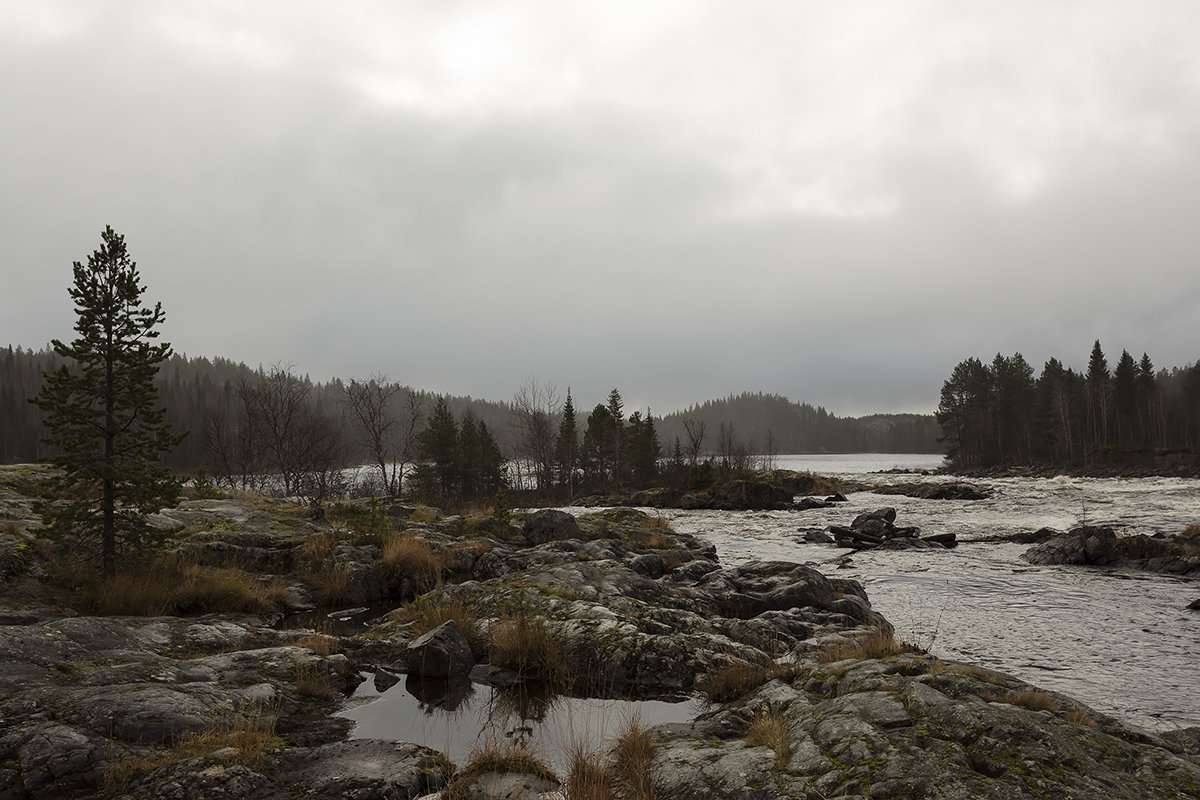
[4,1,1199,415]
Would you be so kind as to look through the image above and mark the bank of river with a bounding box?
[646,469,1200,732]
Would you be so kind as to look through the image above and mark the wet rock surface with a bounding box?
[649,655,1200,800]
[2,470,1198,800]
[1023,524,1200,575]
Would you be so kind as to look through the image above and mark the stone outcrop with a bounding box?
[875,481,991,500]
[1023,525,1200,575]
[2,472,1197,800]
[648,654,1200,800]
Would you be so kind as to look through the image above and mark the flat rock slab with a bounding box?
[273,739,452,799]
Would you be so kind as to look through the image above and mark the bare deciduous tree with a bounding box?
[511,377,561,493]
[343,376,423,496]
[682,417,707,467]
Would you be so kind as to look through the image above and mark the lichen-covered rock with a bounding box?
[649,656,1200,800]
[272,739,452,799]
[521,509,583,545]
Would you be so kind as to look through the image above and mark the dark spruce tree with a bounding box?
[34,227,184,577]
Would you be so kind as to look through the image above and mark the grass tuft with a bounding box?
[982,688,1060,713]
[1064,708,1099,728]
[311,562,356,606]
[564,741,615,800]
[102,702,278,795]
[440,741,557,800]
[611,716,656,800]
[379,533,442,597]
[489,610,572,688]
[87,558,290,616]
[817,627,915,663]
[746,705,792,769]
[392,598,485,655]
[294,660,337,700]
[696,660,772,705]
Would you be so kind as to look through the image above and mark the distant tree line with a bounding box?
[937,341,1200,468]
[656,393,941,455]
[3,345,943,505]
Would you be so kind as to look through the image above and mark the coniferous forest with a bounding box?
[1,345,941,501]
[937,341,1200,469]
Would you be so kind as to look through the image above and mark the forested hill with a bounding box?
[3,347,943,472]
[656,393,942,454]
[0,346,513,470]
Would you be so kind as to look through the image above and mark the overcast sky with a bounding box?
[4,1,1199,416]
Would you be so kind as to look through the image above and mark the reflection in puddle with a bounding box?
[338,673,704,771]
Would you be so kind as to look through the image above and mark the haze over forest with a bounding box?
[4,3,1200,417]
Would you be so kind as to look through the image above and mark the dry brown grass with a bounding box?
[696,660,772,705]
[937,662,1010,686]
[612,716,656,800]
[294,660,337,700]
[293,632,338,656]
[311,563,356,606]
[564,741,615,800]
[982,689,1060,713]
[817,627,915,663]
[102,702,278,795]
[440,741,557,800]
[409,506,442,524]
[1064,708,1099,728]
[746,705,792,769]
[88,558,290,616]
[379,533,442,596]
[489,611,572,688]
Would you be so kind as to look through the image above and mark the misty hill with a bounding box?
[656,392,941,454]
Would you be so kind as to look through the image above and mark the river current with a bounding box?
[653,454,1200,733]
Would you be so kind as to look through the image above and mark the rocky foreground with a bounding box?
[1,469,1199,798]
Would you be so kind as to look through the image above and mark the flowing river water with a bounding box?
[339,453,1200,763]
[661,454,1200,733]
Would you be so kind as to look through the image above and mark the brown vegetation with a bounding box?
[695,660,773,705]
[379,533,442,596]
[746,704,792,769]
[83,558,290,616]
[102,702,279,795]
[564,741,615,800]
[440,741,557,800]
[611,716,656,800]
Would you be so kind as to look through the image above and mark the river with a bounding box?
[654,453,1200,733]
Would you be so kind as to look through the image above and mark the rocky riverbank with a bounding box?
[2,465,1199,799]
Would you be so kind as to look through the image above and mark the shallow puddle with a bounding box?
[338,673,704,771]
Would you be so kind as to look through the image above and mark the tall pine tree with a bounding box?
[34,226,183,577]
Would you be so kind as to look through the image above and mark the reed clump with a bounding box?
[379,533,442,596]
[611,716,657,800]
[86,557,290,616]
